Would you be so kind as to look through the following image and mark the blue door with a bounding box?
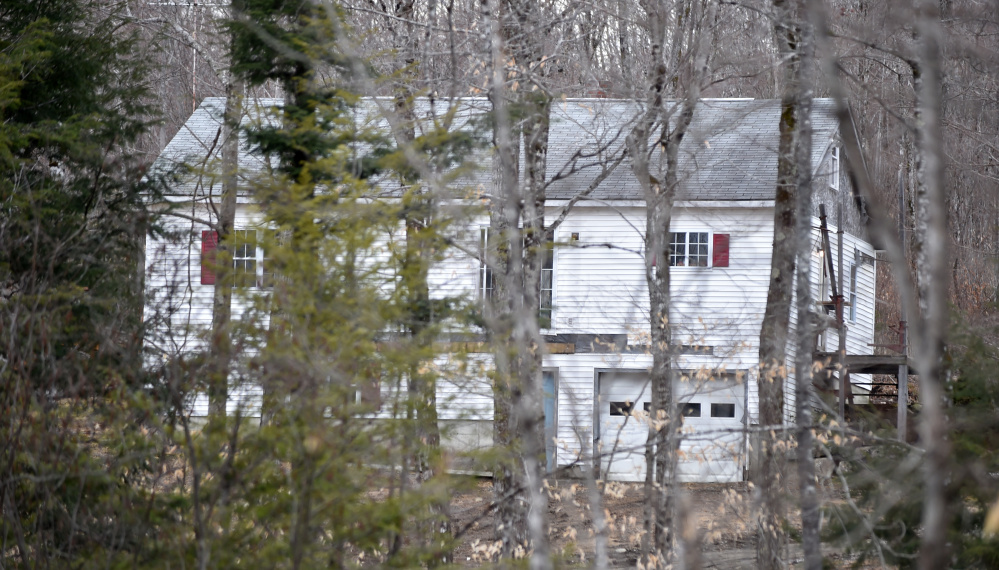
[543,371,556,473]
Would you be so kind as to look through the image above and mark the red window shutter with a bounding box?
[712,233,730,267]
[201,230,219,285]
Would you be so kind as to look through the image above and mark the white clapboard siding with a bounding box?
[146,197,877,434]
[543,353,653,468]
[434,353,494,421]
[144,205,216,357]
[547,204,774,361]
[428,215,488,301]
[814,229,877,393]
[780,220,876,422]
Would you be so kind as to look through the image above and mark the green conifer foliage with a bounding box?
[150,2,473,565]
[0,0,159,566]
[824,322,999,568]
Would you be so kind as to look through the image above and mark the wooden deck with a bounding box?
[814,352,916,375]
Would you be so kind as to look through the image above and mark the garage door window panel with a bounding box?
[710,403,736,418]
[682,403,701,417]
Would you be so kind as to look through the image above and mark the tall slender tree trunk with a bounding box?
[630,2,713,565]
[384,0,453,561]
[518,94,553,570]
[754,1,800,566]
[789,11,822,567]
[485,0,528,558]
[208,0,247,419]
[913,1,951,567]
[484,0,554,565]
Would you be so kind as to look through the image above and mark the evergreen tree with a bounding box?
[0,0,160,565]
[826,321,999,568]
[147,2,475,565]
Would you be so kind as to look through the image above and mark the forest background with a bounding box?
[2,0,999,568]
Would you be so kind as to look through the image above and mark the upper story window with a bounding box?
[232,230,259,288]
[479,226,555,322]
[540,243,554,323]
[669,232,709,266]
[667,232,729,268]
[848,252,858,322]
[479,227,494,301]
[201,229,269,288]
[829,146,840,191]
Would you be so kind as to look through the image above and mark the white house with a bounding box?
[142,97,876,483]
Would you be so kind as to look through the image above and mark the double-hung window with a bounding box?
[201,229,268,288]
[669,232,709,267]
[478,226,555,321]
[479,227,494,301]
[539,244,554,323]
[848,252,858,322]
[667,232,729,267]
[232,230,259,288]
[829,146,840,191]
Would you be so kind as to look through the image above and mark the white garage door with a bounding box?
[597,371,745,483]
[597,372,652,482]
[674,374,745,483]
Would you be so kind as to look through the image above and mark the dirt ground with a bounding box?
[449,476,874,568]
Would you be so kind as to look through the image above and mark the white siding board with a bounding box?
[435,353,494,421]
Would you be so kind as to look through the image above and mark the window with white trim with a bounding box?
[540,244,554,322]
[479,226,556,321]
[479,227,493,301]
[201,229,269,288]
[232,230,259,288]
[848,252,858,322]
[669,232,709,267]
[829,146,840,191]
[711,403,736,418]
[667,232,730,267]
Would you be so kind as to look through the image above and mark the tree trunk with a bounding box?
[485,0,528,558]
[629,1,712,565]
[913,1,951,567]
[754,1,799,566]
[485,0,554,565]
[208,1,246,419]
[790,11,822,567]
[385,0,453,560]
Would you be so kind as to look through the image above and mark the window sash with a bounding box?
[830,147,840,190]
[539,244,554,321]
[480,227,555,321]
[849,261,858,322]
[479,227,493,301]
[232,230,269,288]
[669,232,709,267]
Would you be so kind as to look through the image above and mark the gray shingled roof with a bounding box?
[150,97,283,196]
[545,98,838,201]
[153,96,839,202]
